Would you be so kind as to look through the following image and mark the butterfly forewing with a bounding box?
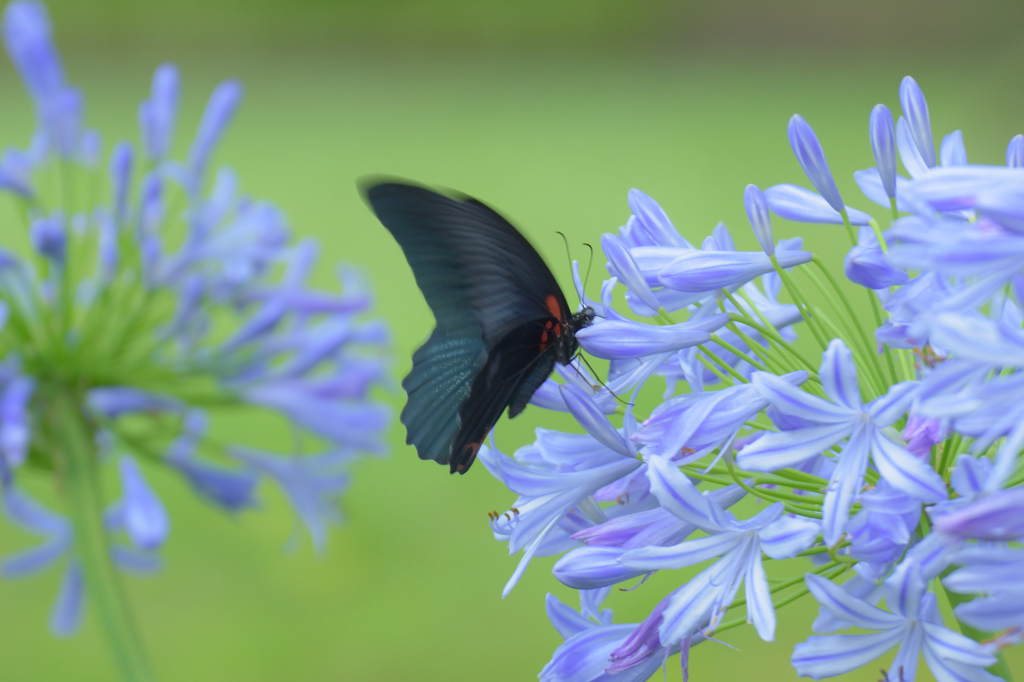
[365,181,574,473]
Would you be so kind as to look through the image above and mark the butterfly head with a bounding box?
[554,306,595,365]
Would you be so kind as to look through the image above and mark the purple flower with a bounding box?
[843,226,908,289]
[744,184,774,256]
[633,371,807,460]
[229,446,357,553]
[0,375,33,466]
[480,388,643,596]
[2,2,62,104]
[764,184,873,226]
[165,412,258,511]
[186,80,242,191]
[625,189,691,249]
[899,76,936,169]
[943,545,1024,634]
[1008,134,1024,168]
[619,457,820,643]
[575,311,727,360]
[602,232,661,312]
[940,130,968,167]
[138,63,178,160]
[30,213,66,266]
[554,485,745,589]
[108,456,170,551]
[793,560,999,682]
[0,487,81,635]
[870,104,897,200]
[933,488,1024,541]
[788,114,845,213]
[737,340,945,545]
[86,386,183,418]
[109,142,133,226]
[540,590,692,682]
[0,4,392,646]
[657,247,812,293]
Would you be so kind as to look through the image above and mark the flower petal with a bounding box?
[764,184,873,226]
[758,515,821,559]
[820,339,861,410]
[737,422,851,472]
[619,533,743,572]
[791,630,903,680]
[871,432,947,502]
[745,553,775,641]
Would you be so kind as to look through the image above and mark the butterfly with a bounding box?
[364,180,595,474]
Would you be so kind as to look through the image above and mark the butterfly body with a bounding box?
[364,181,594,474]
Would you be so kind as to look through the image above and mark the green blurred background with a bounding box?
[0,1,1022,680]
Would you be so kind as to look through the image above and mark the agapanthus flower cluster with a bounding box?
[0,0,388,671]
[481,75,1023,681]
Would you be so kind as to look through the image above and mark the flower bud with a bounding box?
[869,104,896,199]
[899,76,936,168]
[788,114,844,213]
[743,184,774,256]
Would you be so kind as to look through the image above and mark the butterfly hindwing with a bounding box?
[450,321,559,473]
[401,331,488,465]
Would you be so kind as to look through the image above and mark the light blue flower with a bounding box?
[943,545,1024,634]
[657,245,813,293]
[870,104,897,200]
[764,184,873,226]
[899,76,936,169]
[0,0,391,647]
[138,63,178,160]
[788,114,845,214]
[744,184,775,256]
[633,370,807,460]
[737,339,945,545]
[540,590,693,682]
[843,226,908,289]
[793,560,999,682]
[1008,134,1024,168]
[109,456,170,551]
[554,485,745,589]
[619,456,820,643]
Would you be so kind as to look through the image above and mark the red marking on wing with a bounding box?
[540,328,549,351]
[457,442,482,473]
[545,294,561,319]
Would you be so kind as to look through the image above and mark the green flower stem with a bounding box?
[724,309,817,376]
[941,583,1015,682]
[718,310,794,376]
[697,344,752,383]
[694,352,736,386]
[708,333,769,373]
[656,308,676,326]
[842,213,901,386]
[803,303,886,399]
[771,255,829,351]
[890,197,899,221]
[732,288,816,374]
[51,389,156,682]
[936,433,962,478]
[807,257,891,391]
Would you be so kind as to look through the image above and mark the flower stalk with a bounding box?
[51,388,154,682]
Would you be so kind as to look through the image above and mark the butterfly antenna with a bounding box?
[576,352,633,407]
[582,242,594,293]
[555,230,581,305]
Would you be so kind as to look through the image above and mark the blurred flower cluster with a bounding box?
[0,0,389,671]
[482,76,1023,681]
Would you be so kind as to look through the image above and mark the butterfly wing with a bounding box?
[365,181,571,472]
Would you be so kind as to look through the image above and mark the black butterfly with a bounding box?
[364,181,594,474]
